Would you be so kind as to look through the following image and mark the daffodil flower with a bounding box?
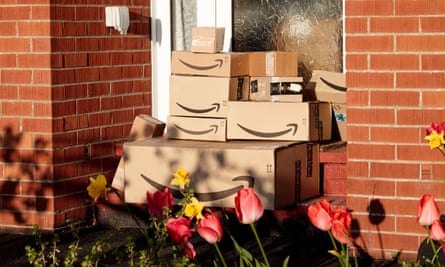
[87,174,111,202]
[170,168,190,191]
[184,197,204,220]
[425,130,445,150]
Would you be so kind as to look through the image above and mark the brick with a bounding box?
[87,22,109,35]
[370,162,420,179]
[346,35,394,52]
[77,38,99,51]
[101,96,122,110]
[397,35,445,52]
[346,90,369,105]
[76,67,100,82]
[1,69,32,84]
[422,55,445,70]
[395,0,445,15]
[51,37,75,52]
[52,132,76,148]
[0,38,31,52]
[18,21,51,36]
[133,51,150,64]
[17,54,52,68]
[345,54,368,70]
[88,52,111,66]
[347,107,395,124]
[77,98,100,114]
[52,6,75,20]
[397,72,445,88]
[370,17,419,33]
[0,86,18,99]
[33,70,52,84]
[63,53,87,67]
[370,54,419,70]
[1,196,36,211]
[53,163,78,179]
[112,52,134,65]
[102,125,125,140]
[370,126,420,143]
[2,102,33,116]
[370,90,419,106]
[34,102,52,117]
[22,118,53,132]
[347,72,394,88]
[111,81,132,94]
[0,54,16,68]
[52,100,76,116]
[123,66,143,79]
[77,159,102,176]
[0,22,17,35]
[0,6,31,20]
[31,5,51,20]
[88,83,110,97]
[19,86,51,101]
[90,142,113,158]
[77,128,101,144]
[122,94,144,108]
[345,0,394,16]
[51,69,76,84]
[63,115,88,131]
[133,79,151,92]
[423,91,445,107]
[64,146,85,162]
[0,181,20,195]
[397,180,445,198]
[347,125,369,142]
[88,113,112,127]
[112,109,133,124]
[65,84,87,99]
[0,117,20,132]
[397,144,435,161]
[75,6,100,20]
[99,38,122,50]
[32,37,51,52]
[100,67,122,80]
[348,143,395,160]
[63,22,87,36]
[421,17,445,32]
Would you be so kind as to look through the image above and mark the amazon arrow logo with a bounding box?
[174,124,219,135]
[176,102,220,114]
[320,76,347,92]
[141,174,254,201]
[179,59,224,70]
[236,123,298,138]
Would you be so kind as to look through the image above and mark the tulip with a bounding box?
[146,188,174,220]
[234,188,264,224]
[307,199,333,231]
[331,208,352,244]
[430,220,445,241]
[183,241,196,260]
[165,216,194,245]
[198,213,223,244]
[426,122,445,136]
[417,194,441,226]
[87,174,111,202]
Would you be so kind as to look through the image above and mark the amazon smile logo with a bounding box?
[174,124,219,135]
[141,174,254,201]
[176,102,220,114]
[179,59,224,70]
[236,123,298,138]
[320,76,347,92]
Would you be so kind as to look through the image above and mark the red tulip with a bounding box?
[331,208,352,244]
[417,194,441,226]
[198,213,223,244]
[307,199,333,231]
[426,122,445,135]
[165,216,194,245]
[146,188,174,220]
[183,241,196,260]
[234,188,264,224]
[430,220,445,241]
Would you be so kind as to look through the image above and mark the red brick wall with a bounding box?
[0,0,151,231]
[345,0,445,260]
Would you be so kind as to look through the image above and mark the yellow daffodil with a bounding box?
[87,174,110,202]
[425,130,445,150]
[184,197,203,220]
[170,168,190,191]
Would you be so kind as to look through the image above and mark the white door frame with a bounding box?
[151,0,232,123]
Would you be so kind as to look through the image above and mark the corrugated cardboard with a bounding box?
[167,116,227,142]
[310,70,346,103]
[249,76,304,102]
[171,51,249,77]
[169,75,249,118]
[191,27,225,53]
[227,101,332,141]
[111,115,166,191]
[331,103,347,141]
[124,137,319,209]
[249,51,298,77]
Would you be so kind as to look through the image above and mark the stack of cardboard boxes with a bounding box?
[122,27,336,210]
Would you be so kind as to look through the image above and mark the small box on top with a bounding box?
[191,27,225,53]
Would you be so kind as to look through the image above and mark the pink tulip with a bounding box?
[331,208,352,244]
[426,122,445,135]
[417,194,441,226]
[165,216,194,245]
[307,199,333,231]
[430,220,445,241]
[234,188,264,224]
[146,188,174,220]
[183,241,196,260]
[198,213,223,244]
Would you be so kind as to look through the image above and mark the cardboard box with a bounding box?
[124,137,320,209]
[191,27,225,53]
[227,101,332,141]
[249,76,304,102]
[169,75,249,118]
[249,51,298,77]
[332,103,347,141]
[111,115,166,191]
[171,51,249,77]
[167,116,227,141]
[310,70,346,103]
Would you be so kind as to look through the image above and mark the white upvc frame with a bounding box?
[151,0,232,123]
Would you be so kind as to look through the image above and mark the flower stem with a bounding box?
[213,243,228,267]
[250,223,270,267]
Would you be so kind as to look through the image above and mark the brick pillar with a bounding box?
[0,1,151,231]
[345,0,445,260]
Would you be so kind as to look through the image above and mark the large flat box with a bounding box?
[169,75,249,118]
[332,103,347,141]
[111,115,166,191]
[249,51,298,77]
[310,70,346,103]
[124,138,320,209]
[227,101,332,141]
[191,27,225,53]
[167,116,227,142]
[171,51,249,77]
[249,76,304,102]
